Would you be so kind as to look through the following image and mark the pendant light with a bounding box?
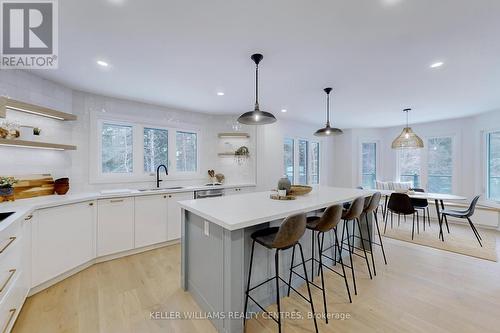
[314,87,343,136]
[237,53,277,125]
[391,108,424,149]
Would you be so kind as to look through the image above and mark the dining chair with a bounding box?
[440,195,482,247]
[384,193,420,239]
[410,188,431,230]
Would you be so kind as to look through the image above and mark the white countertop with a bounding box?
[0,183,255,233]
[179,186,369,231]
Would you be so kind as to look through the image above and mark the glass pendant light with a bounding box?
[237,54,277,125]
[391,108,424,149]
[314,87,343,136]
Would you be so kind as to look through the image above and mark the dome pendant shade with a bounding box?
[237,54,277,125]
[391,108,424,149]
[314,87,343,136]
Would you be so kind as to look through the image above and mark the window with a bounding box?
[398,149,421,188]
[487,131,500,201]
[283,138,294,182]
[427,137,453,194]
[101,123,133,173]
[361,142,377,189]
[143,127,168,173]
[298,140,309,185]
[310,142,320,184]
[176,131,197,172]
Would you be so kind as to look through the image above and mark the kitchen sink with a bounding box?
[138,186,184,192]
[0,212,15,222]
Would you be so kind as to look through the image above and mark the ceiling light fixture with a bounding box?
[281,109,287,113]
[430,61,444,68]
[391,108,424,149]
[217,92,225,96]
[97,60,109,67]
[237,54,277,125]
[314,88,343,136]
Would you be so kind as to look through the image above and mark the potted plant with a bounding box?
[0,177,18,197]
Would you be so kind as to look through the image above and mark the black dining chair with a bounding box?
[384,193,420,240]
[410,188,431,230]
[441,195,482,247]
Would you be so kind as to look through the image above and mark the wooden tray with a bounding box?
[270,194,296,200]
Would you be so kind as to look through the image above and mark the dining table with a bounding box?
[375,190,467,241]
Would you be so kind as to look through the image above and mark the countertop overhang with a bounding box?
[179,187,369,231]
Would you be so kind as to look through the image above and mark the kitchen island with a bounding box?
[179,186,369,333]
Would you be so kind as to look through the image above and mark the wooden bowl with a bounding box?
[289,185,313,196]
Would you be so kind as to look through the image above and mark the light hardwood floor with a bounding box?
[13,231,500,333]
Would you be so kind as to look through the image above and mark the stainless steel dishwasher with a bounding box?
[194,188,225,199]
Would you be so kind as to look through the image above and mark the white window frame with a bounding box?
[358,140,380,189]
[174,129,200,175]
[485,129,500,203]
[283,137,321,185]
[90,112,202,184]
[395,134,457,193]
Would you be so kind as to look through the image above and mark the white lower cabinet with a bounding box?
[97,197,134,257]
[134,195,168,248]
[167,192,194,241]
[32,201,96,288]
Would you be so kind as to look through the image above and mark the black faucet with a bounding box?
[156,164,168,188]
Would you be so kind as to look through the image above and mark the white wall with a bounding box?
[1,71,327,193]
[330,110,500,203]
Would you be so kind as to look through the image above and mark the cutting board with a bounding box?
[10,174,55,199]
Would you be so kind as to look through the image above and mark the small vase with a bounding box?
[277,176,291,194]
[0,187,14,197]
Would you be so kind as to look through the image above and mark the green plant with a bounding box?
[0,177,18,188]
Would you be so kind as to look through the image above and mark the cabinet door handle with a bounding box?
[110,199,124,203]
[2,308,16,333]
[168,195,172,198]
[0,237,16,254]
[0,269,16,293]
[89,202,94,206]
[24,215,33,221]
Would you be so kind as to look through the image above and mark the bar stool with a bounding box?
[286,205,352,324]
[351,192,387,276]
[243,213,318,333]
[340,196,373,295]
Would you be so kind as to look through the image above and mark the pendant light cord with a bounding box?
[255,63,259,110]
[326,92,330,124]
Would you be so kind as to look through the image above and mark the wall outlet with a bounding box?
[204,220,209,236]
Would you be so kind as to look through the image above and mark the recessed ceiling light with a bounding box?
[281,109,287,113]
[430,61,444,68]
[217,92,225,96]
[97,60,109,67]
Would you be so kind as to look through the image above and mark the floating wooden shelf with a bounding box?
[0,97,77,121]
[0,138,77,151]
[218,132,250,138]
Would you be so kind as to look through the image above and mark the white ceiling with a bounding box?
[33,0,500,128]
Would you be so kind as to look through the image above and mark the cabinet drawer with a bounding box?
[0,222,22,259]
[0,237,22,304]
[0,270,27,333]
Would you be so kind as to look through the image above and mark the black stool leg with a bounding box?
[243,240,256,326]
[374,212,388,265]
[356,218,372,279]
[441,200,450,233]
[298,243,319,333]
[427,207,431,227]
[335,228,352,303]
[411,214,415,240]
[384,210,388,233]
[344,220,357,295]
[311,229,315,280]
[274,249,281,333]
[317,232,328,323]
[286,244,296,297]
[365,214,376,276]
